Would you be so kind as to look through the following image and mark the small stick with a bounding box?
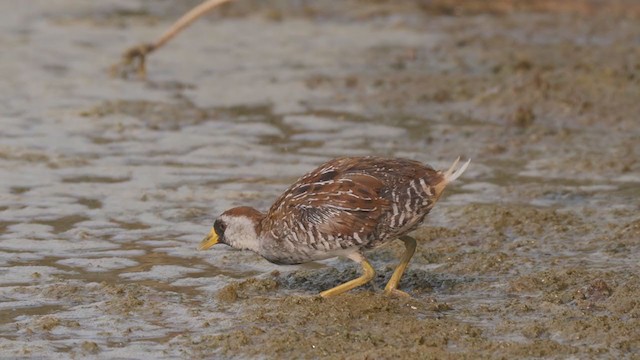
[111,0,235,79]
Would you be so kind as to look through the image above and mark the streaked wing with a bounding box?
[267,160,390,249]
[294,173,389,243]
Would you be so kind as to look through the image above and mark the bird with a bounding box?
[199,156,470,297]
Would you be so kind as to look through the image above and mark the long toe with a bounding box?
[384,288,411,298]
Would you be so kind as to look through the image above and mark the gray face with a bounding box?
[213,218,227,244]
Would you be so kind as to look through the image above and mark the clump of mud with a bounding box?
[80,341,100,354]
[29,315,80,333]
[216,277,280,303]
[104,284,147,313]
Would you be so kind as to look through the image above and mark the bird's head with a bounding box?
[199,206,264,252]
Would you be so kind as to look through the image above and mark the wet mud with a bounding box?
[0,0,638,359]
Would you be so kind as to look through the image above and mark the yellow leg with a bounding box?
[384,236,417,297]
[320,252,375,298]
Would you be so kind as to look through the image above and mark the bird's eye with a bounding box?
[213,220,226,236]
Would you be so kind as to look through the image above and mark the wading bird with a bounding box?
[199,156,469,297]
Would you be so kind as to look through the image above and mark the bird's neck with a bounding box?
[231,233,261,254]
[225,210,265,254]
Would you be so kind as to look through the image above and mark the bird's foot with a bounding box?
[384,287,411,298]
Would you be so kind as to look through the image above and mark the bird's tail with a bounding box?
[442,156,471,184]
[433,157,470,198]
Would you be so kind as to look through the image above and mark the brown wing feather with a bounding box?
[302,173,389,238]
[263,156,445,252]
[264,159,390,250]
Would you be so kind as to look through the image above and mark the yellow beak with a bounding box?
[198,227,219,250]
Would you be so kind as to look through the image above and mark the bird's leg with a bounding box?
[319,252,375,298]
[384,235,417,297]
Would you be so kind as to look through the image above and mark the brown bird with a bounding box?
[199,156,470,297]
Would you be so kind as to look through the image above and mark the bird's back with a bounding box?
[333,157,444,248]
[259,157,450,263]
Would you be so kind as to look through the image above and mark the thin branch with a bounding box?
[111,0,235,79]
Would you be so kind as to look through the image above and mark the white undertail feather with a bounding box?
[443,156,471,184]
[434,157,470,198]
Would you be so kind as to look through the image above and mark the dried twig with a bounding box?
[111,0,234,79]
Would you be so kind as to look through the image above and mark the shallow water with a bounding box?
[1,1,639,359]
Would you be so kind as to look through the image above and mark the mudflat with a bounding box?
[0,1,638,358]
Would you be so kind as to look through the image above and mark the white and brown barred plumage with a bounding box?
[199,156,470,297]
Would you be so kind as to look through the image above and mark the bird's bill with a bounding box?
[198,227,219,250]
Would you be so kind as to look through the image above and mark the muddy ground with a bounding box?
[0,0,638,359]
